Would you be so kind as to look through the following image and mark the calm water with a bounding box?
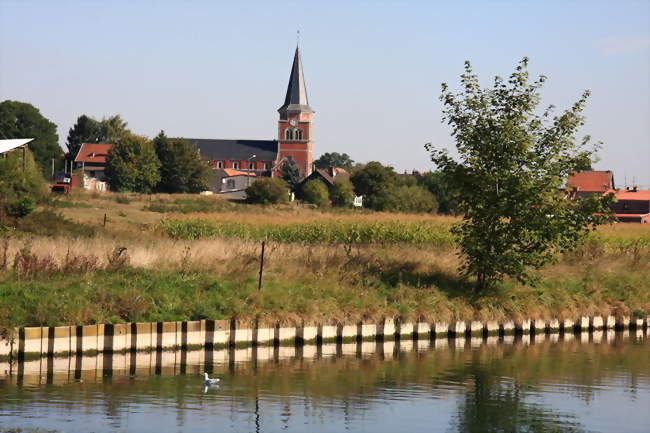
[1,331,649,433]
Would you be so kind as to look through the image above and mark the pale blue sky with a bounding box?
[1,1,648,186]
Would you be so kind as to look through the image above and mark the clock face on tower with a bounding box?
[289,119,297,126]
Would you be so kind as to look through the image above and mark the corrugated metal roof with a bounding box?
[0,138,33,154]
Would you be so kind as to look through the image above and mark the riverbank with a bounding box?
[0,192,649,328]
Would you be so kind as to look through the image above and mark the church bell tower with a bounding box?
[276,46,314,178]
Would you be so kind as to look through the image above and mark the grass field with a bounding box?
[0,191,648,327]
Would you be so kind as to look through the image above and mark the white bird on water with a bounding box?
[204,372,221,386]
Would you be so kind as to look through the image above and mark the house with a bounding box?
[567,170,615,198]
[611,188,650,223]
[212,168,257,198]
[74,142,111,191]
[301,167,350,188]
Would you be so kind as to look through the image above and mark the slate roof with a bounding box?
[75,143,112,164]
[278,47,313,115]
[181,138,278,162]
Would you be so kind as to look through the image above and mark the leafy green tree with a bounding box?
[66,115,101,157]
[153,131,211,193]
[426,58,613,292]
[314,152,355,170]
[301,179,329,206]
[280,157,302,191]
[350,161,398,210]
[0,148,47,206]
[390,185,437,213]
[98,115,130,143]
[0,100,62,175]
[330,178,355,207]
[416,171,460,215]
[105,134,161,193]
[245,178,289,204]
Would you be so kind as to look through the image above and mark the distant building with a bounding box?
[611,188,650,223]
[74,142,111,191]
[568,170,649,223]
[301,167,350,188]
[212,168,257,198]
[567,170,615,198]
[183,46,315,185]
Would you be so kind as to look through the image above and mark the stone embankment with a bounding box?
[1,315,647,362]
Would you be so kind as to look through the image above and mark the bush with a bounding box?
[6,197,36,218]
[330,178,355,207]
[245,178,289,205]
[301,179,329,207]
[14,210,96,238]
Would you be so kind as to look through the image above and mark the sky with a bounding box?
[1,0,648,187]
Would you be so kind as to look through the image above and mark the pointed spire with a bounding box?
[278,46,313,115]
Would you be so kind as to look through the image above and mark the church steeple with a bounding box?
[275,45,315,178]
[278,47,313,118]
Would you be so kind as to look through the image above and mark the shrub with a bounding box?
[115,195,131,204]
[14,210,96,238]
[301,179,329,207]
[245,178,289,205]
[6,197,36,218]
[330,178,355,207]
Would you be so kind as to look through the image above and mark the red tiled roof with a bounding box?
[223,169,256,177]
[567,171,614,191]
[614,190,650,201]
[74,143,112,164]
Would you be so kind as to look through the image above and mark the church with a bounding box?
[182,46,315,183]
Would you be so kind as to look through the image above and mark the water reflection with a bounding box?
[0,330,648,433]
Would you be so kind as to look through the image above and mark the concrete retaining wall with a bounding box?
[1,315,647,361]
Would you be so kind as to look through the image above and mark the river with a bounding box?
[1,330,648,433]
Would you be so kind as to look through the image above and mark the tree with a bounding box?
[105,134,161,193]
[416,171,460,215]
[0,100,61,175]
[350,161,398,210]
[0,147,47,206]
[301,179,329,206]
[389,185,437,213]
[97,114,130,143]
[426,58,613,292]
[330,178,355,207]
[280,158,302,191]
[153,131,211,193]
[314,152,355,170]
[66,115,101,157]
[245,178,289,204]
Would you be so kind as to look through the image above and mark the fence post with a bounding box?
[258,241,265,292]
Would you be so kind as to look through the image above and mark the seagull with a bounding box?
[204,372,221,386]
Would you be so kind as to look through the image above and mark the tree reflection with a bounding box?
[450,362,585,433]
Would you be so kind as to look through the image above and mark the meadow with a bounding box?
[0,191,648,327]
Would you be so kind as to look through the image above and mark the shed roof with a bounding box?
[74,142,112,164]
[223,169,256,177]
[0,138,33,154]
[181,138,278,162]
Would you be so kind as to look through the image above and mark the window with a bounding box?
[216,161,223,169]
[295,129,303,140]
[226,179,235,189]
[233,161,239,169]
[264,163,270,170]
[285,128,293,140]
